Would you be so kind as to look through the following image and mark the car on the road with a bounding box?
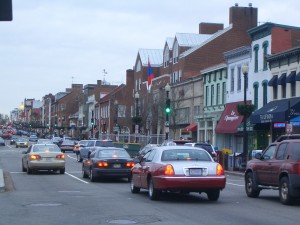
[136,144,159,159]
[74,140,90,162]
[82,147,135,182]
[78,139,114,161]
[15,138,29,148]
[130,146,226,201]
[51,137,62,145]
[184,142,217,161]
[10,136,18,145]
[37,139,52,144]
[29,134,38,142]
[0,137,5,146]
[245,139,300,205]
[21,143,65,174]
[59,139,77,153]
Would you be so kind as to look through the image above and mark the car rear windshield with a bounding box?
[97,149,130,158]
[194,144,213,153]
[290,143,300,160]
[161,149,211,161]
[33,145,61,153]
[95,140,113,147]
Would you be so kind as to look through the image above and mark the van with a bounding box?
[184,142,217,161]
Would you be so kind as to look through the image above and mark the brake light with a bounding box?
[29,155,41,160]
[56,154,65,159]
[216,164,224,175]
[164,164,174,175]
[97,162,108,167]
[126,162,135,167]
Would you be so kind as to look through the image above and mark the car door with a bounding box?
[140,150,156,189]
[22,146,32,169]
[254,144,276,185]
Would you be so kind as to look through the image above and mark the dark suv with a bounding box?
[245,139,300,205]
[77,140,114,162]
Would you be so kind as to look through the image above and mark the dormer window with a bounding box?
[163,47,170,68]
[136,60,141,72]
[172,41,179,64]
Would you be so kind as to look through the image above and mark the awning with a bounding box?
[268,75,278,86]
[286,71,296,83]
[296,72,300,81]
[277,73,286,85]
[215,101,245,133]
[183,123,197,132]
[250,97,300,124]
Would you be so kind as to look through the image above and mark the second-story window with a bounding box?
[173,41,179,64]
[216,83,220,105]
[262,80,268,105]
[237,66,241,91]
[211,85,214,106]
[205,86,209,106]
[254,44,259,73]
[230,68,234,92]
[163,47,169,68]
[262,41,269,71]
[222,82,226,104]
[253,82,259,110]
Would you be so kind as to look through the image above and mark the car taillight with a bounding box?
[29,155,41,160]
[216,164,224,175]
[97,162,108,167]
[126,162,135,167]
[164,164,174,175]
[56,154,65,159]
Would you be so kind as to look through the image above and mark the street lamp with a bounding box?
[242,63,249,167]
[135,92,139,142]
[165,83,171,140]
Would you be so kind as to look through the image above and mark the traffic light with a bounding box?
[165,98,171,114]
[91,118,94,126]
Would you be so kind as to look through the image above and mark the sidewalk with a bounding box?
[0,169,4,192]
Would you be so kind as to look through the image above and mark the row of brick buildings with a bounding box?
[10,4,300,153]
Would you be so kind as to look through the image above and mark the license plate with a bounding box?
[189,168,203,176]
[113,164,121,168]
[45,158,52,161]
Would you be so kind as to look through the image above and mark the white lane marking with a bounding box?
[65,172,89,184]
[227,182,244,187]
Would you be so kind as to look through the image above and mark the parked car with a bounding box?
[130,146,226,201]
[21,144,65,174]
[184,142,217,161]
[78,139,114,161]
[0,137,5,146]
[245,139,300,205]
[15,138,29,148]
[74,140,90,162]
[29,135,38,142]
[60,139,77,153]
[37,139,52,144]
[82,147,135,182]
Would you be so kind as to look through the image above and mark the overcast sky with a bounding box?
[1,0,300,116]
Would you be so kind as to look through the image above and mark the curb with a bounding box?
[225,170,244,177]
[0,169,4,192]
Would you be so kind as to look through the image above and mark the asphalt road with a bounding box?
[0,142,300,225]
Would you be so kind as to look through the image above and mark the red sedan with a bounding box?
[130,146,226,201]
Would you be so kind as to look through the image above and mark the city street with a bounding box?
[0,142,299,225]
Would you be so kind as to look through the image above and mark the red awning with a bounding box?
[215,101,245,134]
[183,123,197,132]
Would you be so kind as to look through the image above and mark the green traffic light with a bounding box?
[166,108,171,113]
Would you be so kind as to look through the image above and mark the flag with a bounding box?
[147,58,154,91]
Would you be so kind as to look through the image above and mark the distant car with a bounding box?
[78,139,114,160]
[137,144,159,158]
[16,138,29,148]
[160,140,177,146]
[74,140,90,162]
[29,135,38,142]
[21,144,65,174]
[1,132,11,140]
[37,139,52,144]
[10,136,18,145]
[184,142,217,161]
[51,137,62,145]
[0,137,5,146]
[82,147,135,182]
[60,140,76,153]
[130,146,226,201]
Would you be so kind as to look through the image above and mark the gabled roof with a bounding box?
[97,84,125,104]
[138,49,163,67]
[181,24,233,57]
[175,33,212,47]
[166,37,175,50]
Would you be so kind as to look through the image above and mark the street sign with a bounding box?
[165,127,169,133]
[113,126,119,132]
[286,123,293,134]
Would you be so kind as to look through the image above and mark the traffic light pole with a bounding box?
[165,83,170,140]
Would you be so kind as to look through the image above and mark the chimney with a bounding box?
[229,4,257,30]
[97,80,102,85]
[199,22,224,34]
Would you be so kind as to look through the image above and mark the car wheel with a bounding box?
[279,177,294,205]
[148,177,160,200]
[130,175,140,193]
[22,160,26,172]
[27,165,32,174]
[77,154,82,162]
[245,172,260,198]
[206,189,220,201]
[60,168,65,174]
[90,169,96,182]
[82,166,88,178]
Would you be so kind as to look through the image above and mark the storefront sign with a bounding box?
[224,110,239,122]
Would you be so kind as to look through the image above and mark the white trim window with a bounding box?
[173,40,179,64]
[164,47,170,68]
[136,60,141,72]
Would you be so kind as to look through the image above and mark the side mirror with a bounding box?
[255,153,262,159]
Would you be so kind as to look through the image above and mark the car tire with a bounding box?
[77,154,82,162]
[245,172,260,198]
[130,175,140,193]
[279,177,294,205]
[148,177,160,200]
[60,168,65,174]
[27,165,32,174]
[206,189,220,201]
[90,169,96,182]
[82,167,88,178]
[22,161,26,172]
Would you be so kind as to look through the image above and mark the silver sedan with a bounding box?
[22,144,65,174]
